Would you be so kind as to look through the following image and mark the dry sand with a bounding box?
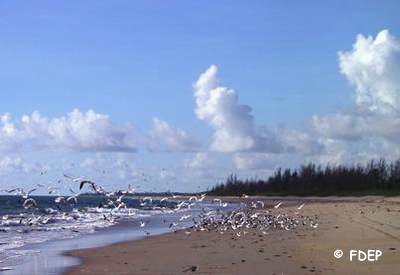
[66,197,400,275]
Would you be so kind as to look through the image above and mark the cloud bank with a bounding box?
[0,109,137,153]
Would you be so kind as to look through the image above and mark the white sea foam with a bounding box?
[0,206,171,268]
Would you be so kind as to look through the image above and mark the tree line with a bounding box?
[208,159,400,196]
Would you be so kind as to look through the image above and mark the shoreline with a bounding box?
[1,203,224,275]
[0,217,176,275]
[64,196,400,275]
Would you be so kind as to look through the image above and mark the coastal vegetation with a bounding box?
[209,159,400,196]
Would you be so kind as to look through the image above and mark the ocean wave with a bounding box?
[0,203,182,269]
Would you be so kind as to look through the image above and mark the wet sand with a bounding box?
[66,196,400,275]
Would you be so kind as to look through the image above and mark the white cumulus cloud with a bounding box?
[0,156,47,175]
[0,156,25,175]
[0,109,137,153]
[311,30,400,163]
[149,117,202,152]
[193,65,283,153]
[233,153,276,170]
[184,152,213,169]
[313,30,400,142]
[339,30,400,113]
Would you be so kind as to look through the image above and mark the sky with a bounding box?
[0,1,399,193]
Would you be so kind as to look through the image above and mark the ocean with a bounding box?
[0,195,227,274]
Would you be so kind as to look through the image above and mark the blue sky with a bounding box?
[0,1,399,192]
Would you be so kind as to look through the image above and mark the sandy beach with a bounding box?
[66,197,400,275]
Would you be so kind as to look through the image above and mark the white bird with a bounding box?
[213,198,222,204]
[63,173,86,183]
[115,202,126,210]
[116,195,125,203]
[297,203,305,210]
[169,222,178,228]
[23,188,36,199]
[198,194,206,202]
[140,197,153,207]
[140,221,147,228]
[256,201,265,208]
[126,184,135,194]
[66,195,78,204]
[4,188,36,199]
[55,196,66,204]
[175,201,188,210]
[23,198,37,209]
[65,189,80,204]
[188,196,198,202]
[310,221,318,228]
[179,214,191,221]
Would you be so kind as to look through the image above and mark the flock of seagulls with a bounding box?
[0,173,319,240]
[184,200,319,238]
[1,174,140,229]
[1,174,209,231]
